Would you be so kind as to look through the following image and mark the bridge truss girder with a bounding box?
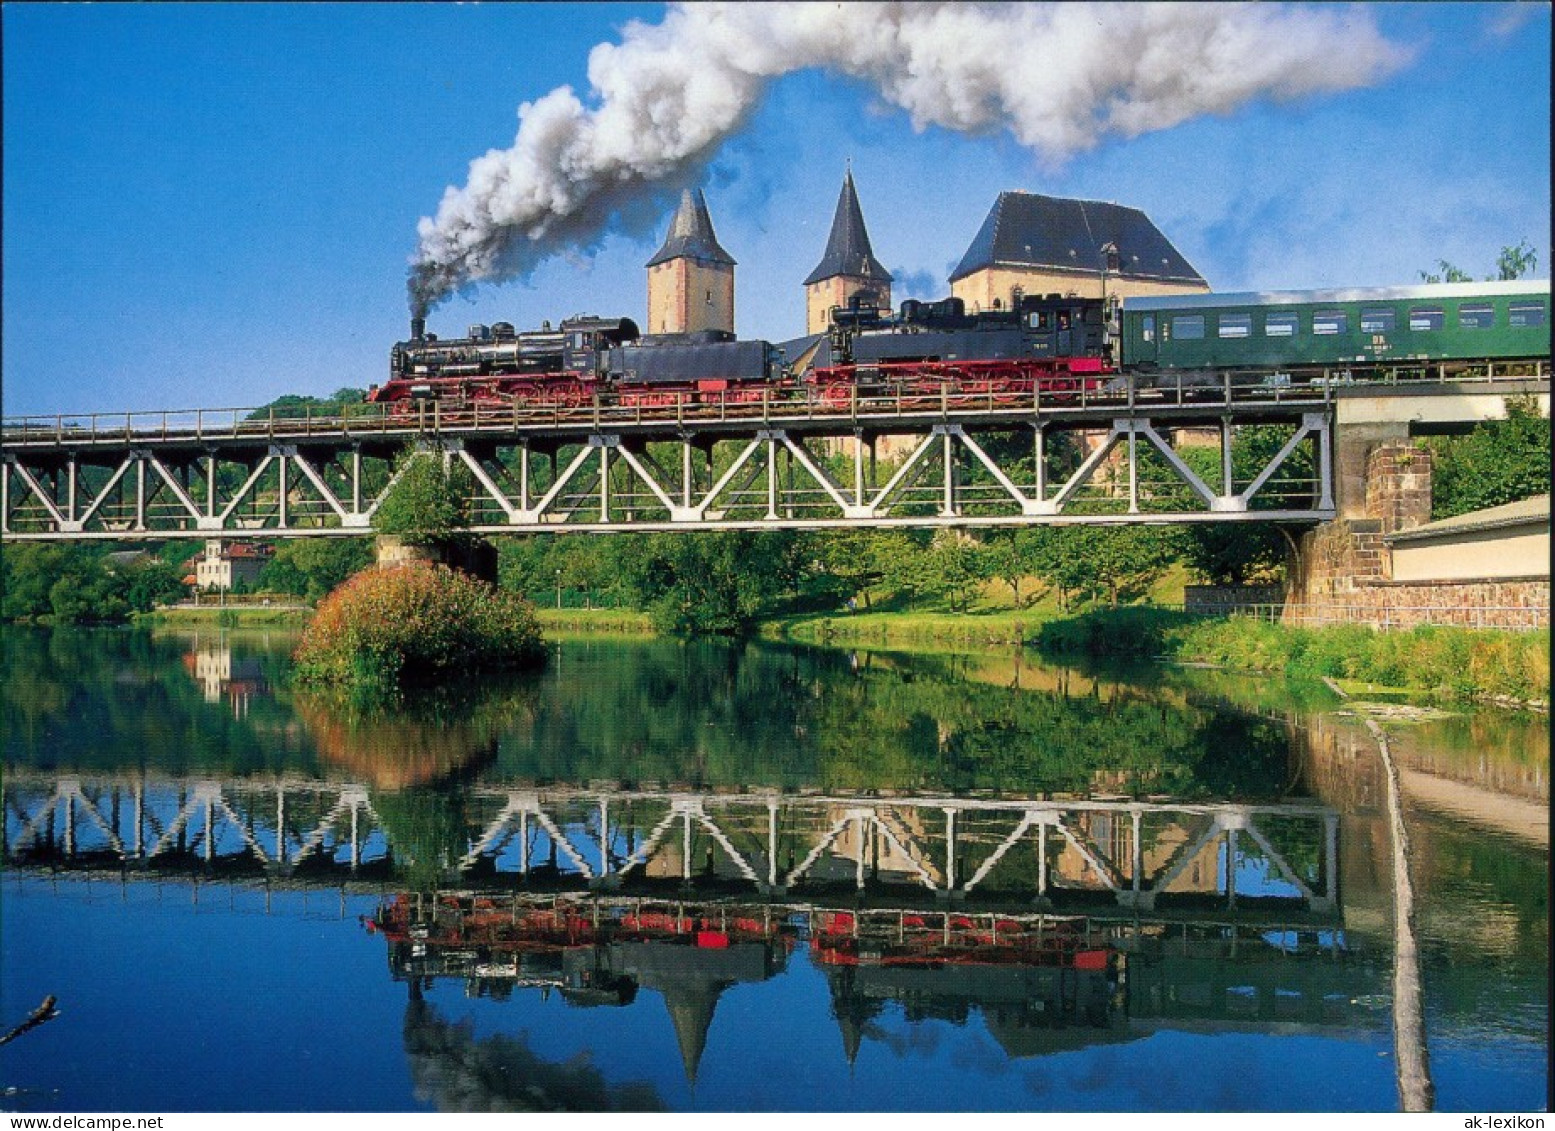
[1,408,1335,539]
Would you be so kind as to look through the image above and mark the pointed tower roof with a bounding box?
[646,188,736,268]
[658,979,727,1087]
[804,171,892,286]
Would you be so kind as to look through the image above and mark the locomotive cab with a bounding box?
[1018,294,1106,362]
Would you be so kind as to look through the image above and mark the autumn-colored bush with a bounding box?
[293,563,545,689]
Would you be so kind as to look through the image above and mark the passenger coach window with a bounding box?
[1141,314,1155,342]
[1265,312,1297,337]
[1409,307,1444,331]
[1217,313,1252,338]
[1172,315,1205,340]
[1459,304,1495,329]
[1360,308,1396,333]
[1509,301,1547,327]
[1313,310,1348,335]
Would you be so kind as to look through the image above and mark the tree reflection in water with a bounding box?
[295,679,539,789]
[403,984,665,1112]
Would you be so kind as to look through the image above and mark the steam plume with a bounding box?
[409,1,1410,315]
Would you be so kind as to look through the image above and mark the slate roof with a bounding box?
[948,192,1205,285]
[776,332,833,374]
[1385,494,1550,544]
[804,172,892,286]
[646,188,736,268]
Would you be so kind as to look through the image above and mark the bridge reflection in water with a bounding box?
[3,772,1338,913]
[4,771,1372,1094]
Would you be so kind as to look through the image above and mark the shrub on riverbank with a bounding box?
[1035,609,1549,704]
[294,563,545,690]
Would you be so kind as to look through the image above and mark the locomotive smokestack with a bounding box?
[411,316,426,341]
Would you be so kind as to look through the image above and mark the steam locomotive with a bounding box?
[365,291,1113,411]
[365,279,1550,411]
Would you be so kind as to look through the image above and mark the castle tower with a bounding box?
[804,170,893,334]
[646,188,736,336]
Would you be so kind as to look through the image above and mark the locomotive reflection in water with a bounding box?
[370,889,1372,1082]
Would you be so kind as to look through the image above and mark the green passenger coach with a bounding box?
[1120,280,1551,377]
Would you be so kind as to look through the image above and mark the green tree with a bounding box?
[245,388,366,421]
[2,544,181,623]
[1419,261,1474,285]
[1036,526,1184,608]
[809,530,891,609]
[1421,241,1537,284]
[261,538,374,600]
[374,451,474,547]
[1427,397,1551,519]
[617,530,806,635]
[118,558,188,610]
[3,544,84,620]
[1495,239,1538,281]
[924,531,992,612]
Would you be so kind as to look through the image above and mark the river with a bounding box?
[0,626,1546,1112]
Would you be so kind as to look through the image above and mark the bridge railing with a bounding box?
[6,356,1546,450]
[0,379,1337,448]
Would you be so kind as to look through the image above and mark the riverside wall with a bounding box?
[1284,443,1548,631]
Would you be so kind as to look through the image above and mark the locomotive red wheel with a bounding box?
[821,383,854,410]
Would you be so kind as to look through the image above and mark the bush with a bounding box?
[293,563,545,690]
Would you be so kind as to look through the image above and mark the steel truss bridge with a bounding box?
[2,771,1339,917]
[0,383,1340,540]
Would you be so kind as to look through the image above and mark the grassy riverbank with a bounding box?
[1034,607,1550,706]
[765,608,1045,648]
[133,586,1548,708]
[137,604,313,627]
[533,607,655,636]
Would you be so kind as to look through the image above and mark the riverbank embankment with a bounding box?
[1034,607,1550,707]
[131,594,1548,708]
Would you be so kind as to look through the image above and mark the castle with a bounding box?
[644,173,1209,348]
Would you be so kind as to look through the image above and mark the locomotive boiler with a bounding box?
[371,315,641,407]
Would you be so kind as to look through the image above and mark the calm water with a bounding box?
[0,626,1547,1112]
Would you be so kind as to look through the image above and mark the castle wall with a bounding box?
[950,267,1209,314]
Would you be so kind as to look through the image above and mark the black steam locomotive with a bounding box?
[812,292,1109,404]
[366,291,1112,411]
[370,316,783,408]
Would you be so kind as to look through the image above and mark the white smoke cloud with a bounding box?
[410,1,1412,314]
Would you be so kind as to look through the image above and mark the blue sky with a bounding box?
[3,2,1549,416]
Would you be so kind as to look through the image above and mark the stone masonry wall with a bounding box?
[1284,442,1549,630]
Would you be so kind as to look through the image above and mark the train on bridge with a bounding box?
[367,279,1549,412]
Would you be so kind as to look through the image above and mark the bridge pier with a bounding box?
[1285,437,1432,628]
